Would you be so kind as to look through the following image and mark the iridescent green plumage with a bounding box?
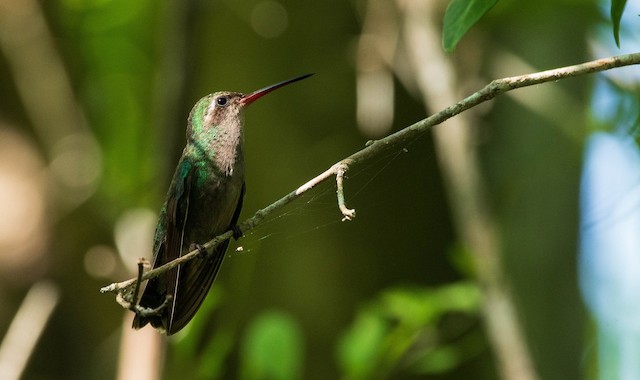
[132,74,312,335]
[133,91,246,334]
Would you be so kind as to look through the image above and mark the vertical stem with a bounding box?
[399,0,539,379]
[0,282,59,380]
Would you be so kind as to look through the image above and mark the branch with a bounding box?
[101,52,640,302]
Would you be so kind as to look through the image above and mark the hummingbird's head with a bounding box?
[187,73,314,140]
[186,91,245,141]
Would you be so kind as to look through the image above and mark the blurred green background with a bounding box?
[0,0,608,379]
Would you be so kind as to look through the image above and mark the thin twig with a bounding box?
[101,52,640,305]
[128,259,147,311]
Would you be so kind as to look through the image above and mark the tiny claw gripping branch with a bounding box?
[111,258,172,320]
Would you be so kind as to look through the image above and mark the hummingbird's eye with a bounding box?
[216,96,228,107]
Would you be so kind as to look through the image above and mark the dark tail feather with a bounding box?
[132,314,166,333]
[130,241,229,335]
[164,240,229,334]
[132,184,245,335]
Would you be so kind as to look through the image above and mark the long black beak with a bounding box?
[240,73,314,105]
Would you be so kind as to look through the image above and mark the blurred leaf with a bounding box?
[338,283,482,378]
[413,344,460,374]
[337,309,388,379]
[611,0,627,47]
[442,0,498,52]
[170,287,227,379]
[432,282,482,313]
[240,311,304,380]
[447,243,477,277]
[60,0,161,213]
[381,282,481,326]
[381,289,437,328]
[173,287,223,353]
[410,330,486,375]
[197,330,235,379]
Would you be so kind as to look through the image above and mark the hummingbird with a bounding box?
[132,73,313,335]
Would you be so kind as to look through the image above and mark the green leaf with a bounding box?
[337,283,482,379]
[240,311,304,380]
[172,286,224,356]
[381,289,438,328]
[611,0,627,48]
[197,331,235,379]
[170,287,229,379]
[442,0,499,52]
[410,331,487,375]
[337,310,388,380]
[432,282,482,313]
[413,345,461,374]
[380,283,481,328]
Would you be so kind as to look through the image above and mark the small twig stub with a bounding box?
[336,163,356,221]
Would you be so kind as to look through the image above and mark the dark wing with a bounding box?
[132,159,193,332]
[166,182,245,334]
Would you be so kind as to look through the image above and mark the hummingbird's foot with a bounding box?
[189,243,208,258]
[232,225,243,240]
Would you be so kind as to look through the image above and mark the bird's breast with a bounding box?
[187,160,244,241]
